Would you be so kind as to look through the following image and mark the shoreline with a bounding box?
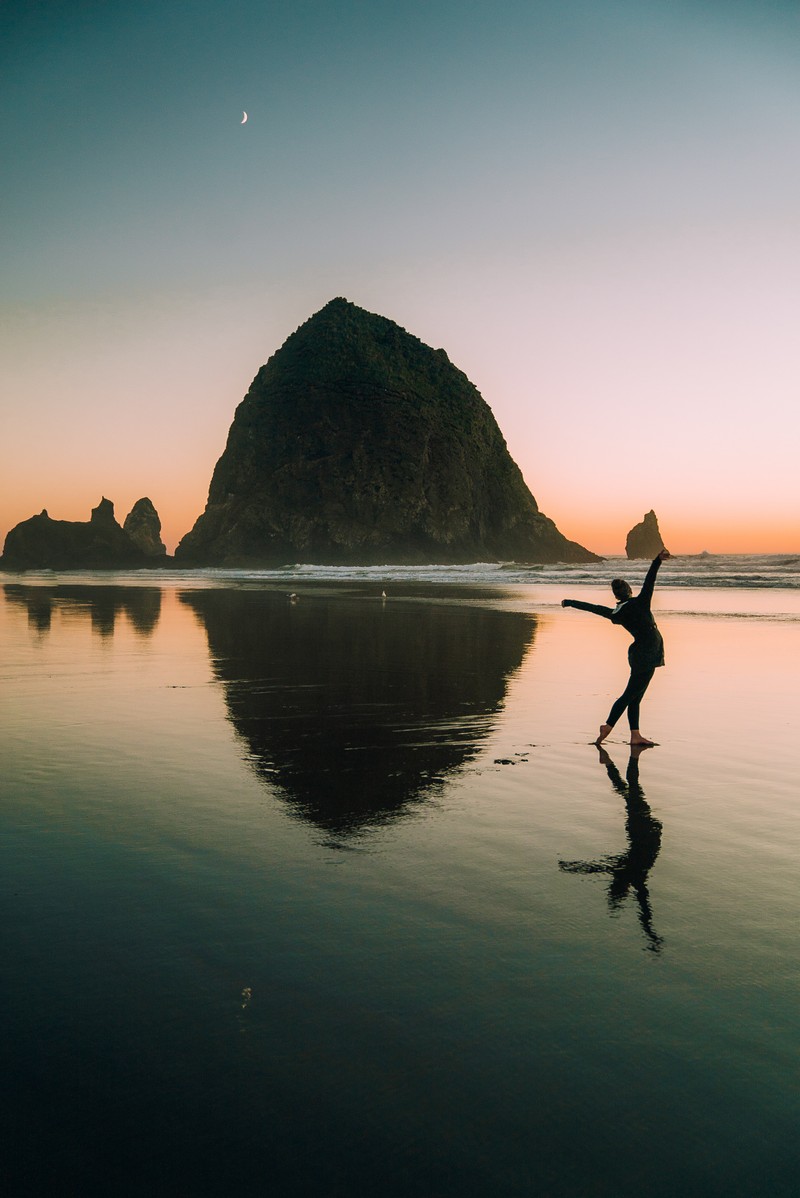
[2,562,800,618]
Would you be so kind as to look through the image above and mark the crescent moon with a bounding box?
[241,111,248,124]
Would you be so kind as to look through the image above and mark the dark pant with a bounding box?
[607,666,656,730]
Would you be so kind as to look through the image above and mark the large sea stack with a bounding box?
[626,510,666,559]
[176,299,598,565]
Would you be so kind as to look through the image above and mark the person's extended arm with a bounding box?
[562,599,615,619]
[638,548,670,607]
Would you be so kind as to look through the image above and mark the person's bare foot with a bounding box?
[595,723,612,745]
[630,732,655,747]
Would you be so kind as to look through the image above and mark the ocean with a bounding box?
[10,550,796,588]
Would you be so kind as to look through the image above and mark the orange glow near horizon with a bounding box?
[1,481,796,560]
[554,512,800,558]
[0,409,797,560]
[1,267,797,562]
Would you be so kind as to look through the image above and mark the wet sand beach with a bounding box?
[2,576,799,1196]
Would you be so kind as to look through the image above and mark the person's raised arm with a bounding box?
[561,599,615,619]
[638,548,670,607]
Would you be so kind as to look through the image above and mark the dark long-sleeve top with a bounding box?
[563,555,665,671]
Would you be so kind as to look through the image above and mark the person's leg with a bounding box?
[627,668,656,744]
[598,668,654,744]
[597,683,631,743]
[605,676,637,729]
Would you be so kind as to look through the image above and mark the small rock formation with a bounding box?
[123,497,167,558]
[176,298,599,566]
[1,498,167,570]
[625,510,665,559]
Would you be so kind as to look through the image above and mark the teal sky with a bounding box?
[2,0,799,553]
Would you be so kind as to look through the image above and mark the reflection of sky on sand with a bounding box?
[2,582,800,1196]
[3,581,799,987]
[481,603,800,965]
[499,599,799,755]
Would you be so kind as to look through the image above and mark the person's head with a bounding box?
[611,578,632,602]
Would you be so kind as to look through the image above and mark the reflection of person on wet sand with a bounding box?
[559,745,664,953]
[561,549,671,746]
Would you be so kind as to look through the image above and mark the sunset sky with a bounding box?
[2,0,798,556]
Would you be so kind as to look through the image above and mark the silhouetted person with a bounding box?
[560,744,664,953]
[562,549,670,746]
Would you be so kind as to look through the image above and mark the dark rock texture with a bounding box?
[176,298,598,565]
[625,510,666,559]
[1,498,164,570]
[123,497,167,558]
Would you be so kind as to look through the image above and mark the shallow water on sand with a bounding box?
[2,579,799,1197]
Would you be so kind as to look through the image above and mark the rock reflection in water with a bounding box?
[3,584,162,638]
[182,590,535,838]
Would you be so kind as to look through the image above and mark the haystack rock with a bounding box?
[123,497,167,558]
[626,510,665,559]
[176,298,599,566]
[1,498,165,570]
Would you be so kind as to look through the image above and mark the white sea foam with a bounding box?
[3,553,800,594]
